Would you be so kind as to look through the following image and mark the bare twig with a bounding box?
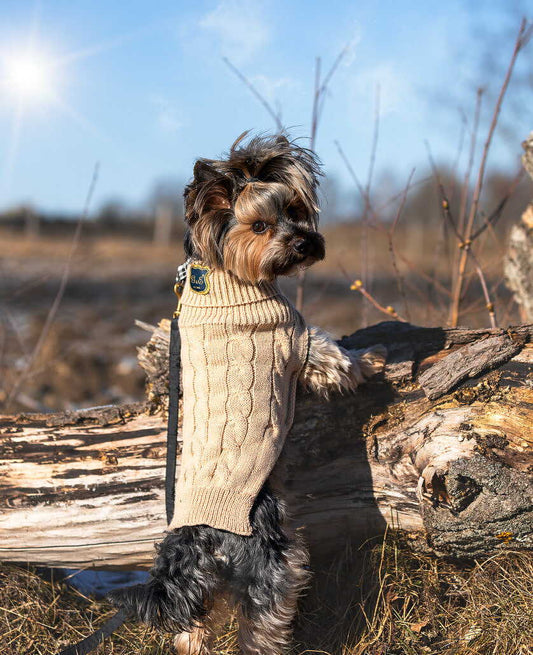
[357,85,381,326]
[458,88,483,239]
[365,85,381,207]
[5,163,100,410]
[334,139,366,199]
[396,252,452,298]
[311,44,352,145]
[447,89,483,316]
[337,263,407,322]
[316,44,351,122]
[470,168,525,241]
[336,90,382,326]
[427,149,497,328]
[310,57,322,150]
[459,168,524,306]
[222,57,283,131]
[469,253,497,328]
[375,175,432,214]
[349,279,408,323]
[336,140,445,318]
[387,168,415,322]
[296,56,322,312]
[295,46,349,312]
[449,19,532,327]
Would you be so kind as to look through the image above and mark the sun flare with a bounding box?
[3,51,56,103]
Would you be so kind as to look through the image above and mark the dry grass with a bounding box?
[2,534,532,655]
[345,534,533,655]
[0,564,170,654]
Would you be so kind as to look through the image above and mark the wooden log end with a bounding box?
[421,454,533,558]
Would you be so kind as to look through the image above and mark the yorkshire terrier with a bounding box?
[109,133,386,654]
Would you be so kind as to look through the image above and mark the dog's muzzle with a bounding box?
[290,232,325,261]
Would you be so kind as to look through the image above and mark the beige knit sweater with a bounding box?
[169,263,309,536]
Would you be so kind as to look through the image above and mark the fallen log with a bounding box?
[0,321,532,569]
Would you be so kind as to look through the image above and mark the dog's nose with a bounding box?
[291,232,325,260]
[292,238,310,255]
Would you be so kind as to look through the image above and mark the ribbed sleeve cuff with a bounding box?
[169,486,256,536]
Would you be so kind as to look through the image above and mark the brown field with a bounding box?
[0,218,520,413]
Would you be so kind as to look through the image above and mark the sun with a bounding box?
[3,51,56,104]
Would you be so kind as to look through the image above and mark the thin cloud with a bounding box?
[351,63,414,116]
[339,23,363,68]
[150,95,182,133]
[199,0,270,64]
[249,74,297,104]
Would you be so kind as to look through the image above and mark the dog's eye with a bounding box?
[252,221,268,234]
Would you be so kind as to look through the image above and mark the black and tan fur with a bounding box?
[109,132,385,654]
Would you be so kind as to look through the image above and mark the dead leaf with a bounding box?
[409,619,429,634]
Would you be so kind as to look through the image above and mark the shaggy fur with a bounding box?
[108,132,386,654]
[183,132,325,282]
[301,326,386,398]
[108,486,310,654]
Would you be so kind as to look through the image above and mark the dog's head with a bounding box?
[183,132,325,283]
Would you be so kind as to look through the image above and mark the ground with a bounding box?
[1,533,532,655]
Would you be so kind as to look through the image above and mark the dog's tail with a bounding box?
[107,529,219,633]
[107,577,207,633]
[107,582,170,628]
[62,586,178,655]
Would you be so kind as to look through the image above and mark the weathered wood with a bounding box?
[505,206,533,321]
[504,132,533,321]
[418,333,525,399]
[136,320,173,412]
[0,406,166,568]
[522,131,533,179]
[1,322,532,569]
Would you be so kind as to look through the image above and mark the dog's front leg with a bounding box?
[299,326,386,398]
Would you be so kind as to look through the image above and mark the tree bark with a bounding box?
[1,322,532,570]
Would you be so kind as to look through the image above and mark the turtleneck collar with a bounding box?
[178,262,295,327]
[181,262,281,309]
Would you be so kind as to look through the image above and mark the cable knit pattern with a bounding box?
[169,264,309,535]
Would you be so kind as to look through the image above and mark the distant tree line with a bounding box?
[0,168,530,243]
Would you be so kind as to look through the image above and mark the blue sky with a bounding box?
[0,0,530,214]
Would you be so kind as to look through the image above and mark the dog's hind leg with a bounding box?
[174,627,210,655]
[236,542,310,655]
[174,595,231,655]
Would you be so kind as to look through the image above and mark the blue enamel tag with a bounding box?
[189,264,211,294]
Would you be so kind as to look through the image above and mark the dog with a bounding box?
[108,132,386,655]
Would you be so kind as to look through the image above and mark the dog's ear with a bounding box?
[183,159,234,264]
[184,160,233,222]
[192,160,220,184]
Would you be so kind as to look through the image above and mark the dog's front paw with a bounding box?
[301,326,386,396]
[346,344,387,386]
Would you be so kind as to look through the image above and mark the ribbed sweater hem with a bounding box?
[170,486,256,536]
